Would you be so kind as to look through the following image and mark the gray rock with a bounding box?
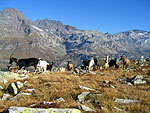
[78,105,96,112]
[79,85,95,91]
[103,80,110,84]
[114,106,124,112]
[115,98,138,104]
[9,92,32,101]
[132,75,143,80]
[133,79,146,85]
[7,82,18,95]
[118,75,146,85]
[6,106,81,113]
[16,81,24,89]
[25,88,35,92]
[7,81,24,95]
[2,94,10,100]
[3,79,8,84]
[56,97,65,102]
[19,92,32,96]
[0,85,3,90]
[78,92,90,104]
[110,85,115,88]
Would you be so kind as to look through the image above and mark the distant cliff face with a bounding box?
[0,8,149,67]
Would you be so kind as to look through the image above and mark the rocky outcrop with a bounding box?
[118,75,146,85]
[7,81,24,95]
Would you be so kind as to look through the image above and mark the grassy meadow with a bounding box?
[0,61,150,113]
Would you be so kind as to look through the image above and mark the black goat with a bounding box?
[108,59,119,69]
[9,54,39,71]
[47,61,55,71]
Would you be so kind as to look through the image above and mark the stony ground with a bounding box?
[0,61,150,113]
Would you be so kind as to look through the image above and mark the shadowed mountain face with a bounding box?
[0,8,150,67]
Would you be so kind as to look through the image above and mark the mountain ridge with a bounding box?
[0,8,149,67]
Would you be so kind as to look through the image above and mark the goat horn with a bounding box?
[10,54,14,58]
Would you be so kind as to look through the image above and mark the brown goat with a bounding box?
[67,61,73,71]
[7,66,19,73]
[120,55,130,70]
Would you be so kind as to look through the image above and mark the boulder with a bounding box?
[118,75,146,85]
[78,92,90,104]
[7,81,24,95]
[7,83,18,95]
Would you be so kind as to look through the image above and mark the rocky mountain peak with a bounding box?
[0,8,26,20]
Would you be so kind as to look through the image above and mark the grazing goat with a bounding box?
[96,55,109,70]
[7,66,19,73]
[108,59,119,69]
[67,61,73,71]
[36,60,49,72]
[120,55,130,70]
[9,54,39,72]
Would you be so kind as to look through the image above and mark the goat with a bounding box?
[120,55,130,70]
[47,61,55,71]
[7,66,19,73]
[83,59,91,69]
[82,57,95,71]
[108,59,119,69]
[89,57,95,71]
[66,61,73,71]
[95,55,109,70]
[9,54,39,72]
[36,60,49,72]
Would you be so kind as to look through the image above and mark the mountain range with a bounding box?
[0,8,150,67]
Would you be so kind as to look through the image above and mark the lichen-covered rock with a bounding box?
[5,106,81,113]
[0,71,20,83]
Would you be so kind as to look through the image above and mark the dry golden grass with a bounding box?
[0,62,150,112]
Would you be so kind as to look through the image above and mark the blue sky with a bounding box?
[0,0,149,34]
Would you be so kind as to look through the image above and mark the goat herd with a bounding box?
[7,54,145,73]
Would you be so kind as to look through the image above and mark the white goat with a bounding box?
[104,55,109,69]
[89,57,95,71]
[36,60,49,72]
